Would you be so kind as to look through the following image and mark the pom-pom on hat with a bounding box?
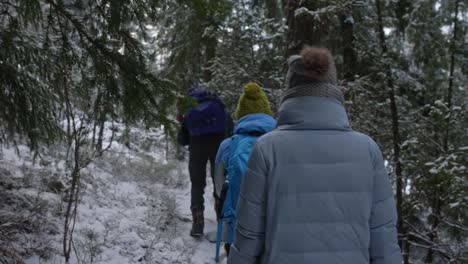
[283,45,344,104]
[235,82,273,120]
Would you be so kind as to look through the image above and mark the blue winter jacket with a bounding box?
[227,97,402,264]
[215,113,276,171]
[215,113,276,241]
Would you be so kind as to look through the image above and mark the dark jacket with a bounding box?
[177,115,234,146]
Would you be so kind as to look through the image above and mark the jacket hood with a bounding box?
[234,113,276,135]
[187,87,212,101]
[277,96,350,131]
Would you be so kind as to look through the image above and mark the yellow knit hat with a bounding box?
[235,82,273,120]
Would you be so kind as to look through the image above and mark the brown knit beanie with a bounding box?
[282,46,344,104]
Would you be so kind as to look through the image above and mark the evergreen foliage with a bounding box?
[0,0,467,262]
[0,0,177,150]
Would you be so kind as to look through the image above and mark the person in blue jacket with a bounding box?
[227,46,402,264]
[214,82,276,261]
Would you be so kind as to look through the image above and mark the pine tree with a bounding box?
[0,0,177,150]
[1,0,466,262]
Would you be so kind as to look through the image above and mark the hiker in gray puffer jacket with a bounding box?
[227,46,402,264]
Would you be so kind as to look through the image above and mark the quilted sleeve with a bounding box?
[369,141,402,264]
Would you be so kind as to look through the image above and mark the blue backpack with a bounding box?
[215,133,260,262]
[184,88,226,136]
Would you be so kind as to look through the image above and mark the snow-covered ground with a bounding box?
[0,125,228,264]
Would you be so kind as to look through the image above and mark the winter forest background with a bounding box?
[0,0,467,263]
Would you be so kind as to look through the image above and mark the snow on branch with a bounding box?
[294,0,365,20]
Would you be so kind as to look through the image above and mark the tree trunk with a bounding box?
[443,0,460,152]
[91,87,103,148]
[96,116,106,153]
[375,0,405,258]
[265,0,283,21]
[404,234,411,264]
[285,0,322,56]
[425,199,442,263]
[264,0,284,52]
[203,35,217,82]
[62,89,82,264]
[395,0,410,39]
[423,3,462,262]
[340,10,356,81]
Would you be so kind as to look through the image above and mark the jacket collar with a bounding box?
[277,96,351,131]
[234,113,276,135]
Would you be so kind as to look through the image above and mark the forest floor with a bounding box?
[0,125,227,264]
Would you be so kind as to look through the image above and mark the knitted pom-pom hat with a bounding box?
[235,82,273,120]
[283,45,344,104]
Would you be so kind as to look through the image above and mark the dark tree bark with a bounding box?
[443,0,460,152]
[395,0,411,39]
[203,35,217,82]
[264,0,285,52]
[340,11,356,80]
[265,0,283,21]
[425,201,442,263]
[375,0,405,260]
[281,0,288,11]
[285,0,323,56]
[424,3,462,263]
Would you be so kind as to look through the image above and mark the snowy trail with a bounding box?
[85,157,230,264]
[77,156,229,264]
[176,179,228,264]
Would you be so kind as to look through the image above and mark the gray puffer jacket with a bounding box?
[227,96,402,264]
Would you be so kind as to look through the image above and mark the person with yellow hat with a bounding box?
[213,82,276,261]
